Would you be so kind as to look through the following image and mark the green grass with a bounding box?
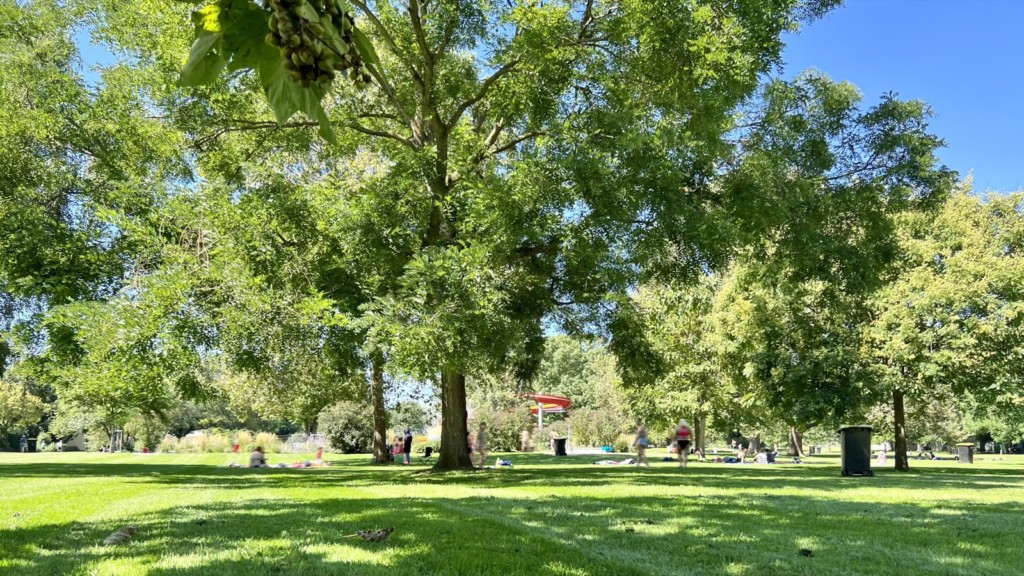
[1,450,1022,575]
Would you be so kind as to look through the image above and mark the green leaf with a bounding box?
[351,27,380,67]
[225,4,274,72]
[294,3,320,22]
[179,30,225,87]
[255,42,335,143]
[257,54,300,125]
[294,83,336,145]
[316,108,337,144]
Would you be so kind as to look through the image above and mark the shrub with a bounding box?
[124,414,167,452]
[613,434,632,453]
[157,435,178,453]
[570,407,632,447]
[177,433,218,453]
[412,438,439,454]
[236,430,254,449]
[318,401,373,454]
[254,432,281,453]
[471,406,534,452]
[152,430,286,454]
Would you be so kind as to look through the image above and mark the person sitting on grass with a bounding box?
[249,446,268,468]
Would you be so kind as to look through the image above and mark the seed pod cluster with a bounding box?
[263,0,372,89]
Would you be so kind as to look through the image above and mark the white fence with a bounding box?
[277,433,327,454]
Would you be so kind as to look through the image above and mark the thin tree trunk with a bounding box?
[789,427,805,457]
[893,387,909,472]
[434,371,473,470]
[370,354,389,464]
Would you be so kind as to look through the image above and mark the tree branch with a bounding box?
[196,119,416,150]
[343,122,418,149]
[485,131,545,160]
[448,60,520,127]
[191,120,311,148]
[408,0,434,63]
[515,239,560,258]
[436,0,459,57]
[578,0,595,40]
[350,0,426,91]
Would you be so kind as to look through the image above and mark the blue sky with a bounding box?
[781,0,1024,193]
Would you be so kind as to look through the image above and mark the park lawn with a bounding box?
[0,451,1022,576]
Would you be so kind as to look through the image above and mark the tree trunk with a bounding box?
[434,371,473,471]
[694,412,707,459]
[749,435,761,453]
[369,354,389,464]
[789,427,805,457]
[893,388,909,472]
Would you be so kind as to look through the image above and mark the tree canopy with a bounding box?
[8,0,1013,472]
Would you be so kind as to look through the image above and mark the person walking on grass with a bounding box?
[476,423,489,468]
[20,435,28,453]
[633,419,650,467]
[675,419,692,467]
[403,429,413,465]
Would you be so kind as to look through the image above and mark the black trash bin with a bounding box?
[838,425,873,477]
[554,438,567,456]
[956,443,974,464]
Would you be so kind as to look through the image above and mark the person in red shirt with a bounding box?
[675,419,692,467]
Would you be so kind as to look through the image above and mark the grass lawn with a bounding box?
[1,450,1022,575]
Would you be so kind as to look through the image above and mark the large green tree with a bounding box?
[711,266,870,455]
[88,0,861,470]
[0,0,182,382]
[864,186,1024,470]
[626,279,725,452]
[615,71,954,455]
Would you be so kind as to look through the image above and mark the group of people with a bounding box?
[391,429,414,464]
[245,444,328,468]
[632,418,693,468]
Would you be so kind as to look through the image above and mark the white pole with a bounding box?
[537,403,544,430]
[567,416,571,454]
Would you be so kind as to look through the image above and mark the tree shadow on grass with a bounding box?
[4,479,1024,576]
[1,458,1022,497]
